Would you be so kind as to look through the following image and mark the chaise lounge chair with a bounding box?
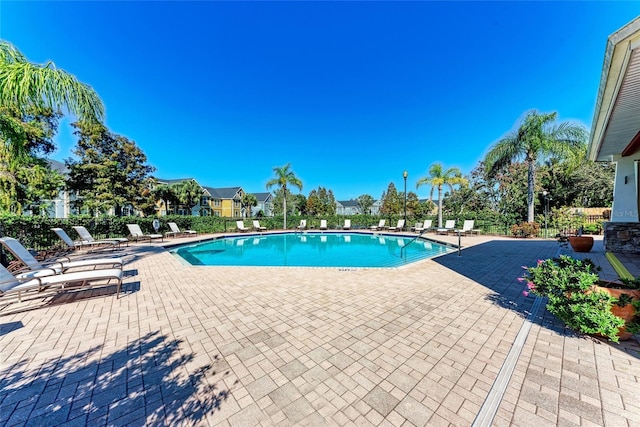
[413,219,433,233]
[370,219,385,231]
[166,222,197,238]
[436,220,456,235]
[126,224,164,242]
[236,220,250,232]
[252,220,267,232]
[0,237,123,280]
[319,220,328,230]
[456,220,479,236]
[296,220,307,231]
[73,225,128,248]
[0,262,124,302]
[52,227,118,251]
[388,219,405,232]
[343,219,351,230]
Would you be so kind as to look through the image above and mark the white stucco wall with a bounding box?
[611,156,639,222]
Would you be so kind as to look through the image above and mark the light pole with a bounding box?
[543,190,549,239]
[403,171,408,231]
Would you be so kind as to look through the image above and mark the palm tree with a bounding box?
[416,163,467,228]
[266,163,302,229]
[241,193,258,218]
[175,180,203,215]
[0,41,104,158]
[484,110,587,222]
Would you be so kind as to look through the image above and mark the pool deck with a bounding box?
[0,232,638,426]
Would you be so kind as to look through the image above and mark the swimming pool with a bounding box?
[171,232,454,268]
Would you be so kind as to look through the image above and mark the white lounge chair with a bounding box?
[0,237,123,280]
[370,219,385,231]
[73,225,128,248]
[236,220,250,232]
[388,219,405,232]
[413,219,433,233]
[166,222,197,238]
[126,224,164,242]
[52,227,116,251]
[296,220,307,230]
[436,220,456,235]
[319,220,328,230]
[343,219,351,230]
[456,220,479,236]
[252,220,267,232]
[0,262,124,302]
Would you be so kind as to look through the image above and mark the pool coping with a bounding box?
[164,230,459,269]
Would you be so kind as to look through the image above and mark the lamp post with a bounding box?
[403,170,408,231]
[543,190,549,239]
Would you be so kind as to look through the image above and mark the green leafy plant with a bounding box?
[520,255,639,343]
[581,222,602,235]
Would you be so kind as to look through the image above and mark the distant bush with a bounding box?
[510,221,540,238]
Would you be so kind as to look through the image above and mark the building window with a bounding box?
[214,200,221,207]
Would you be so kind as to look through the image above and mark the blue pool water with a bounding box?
[171,232,453,268]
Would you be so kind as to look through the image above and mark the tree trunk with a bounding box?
[437,186,443,228]
[283,192,287,229]
[527,160,535,222]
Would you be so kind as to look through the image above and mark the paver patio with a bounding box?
[0,233,638,426]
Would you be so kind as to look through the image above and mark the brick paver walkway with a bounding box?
[0,233,638,426]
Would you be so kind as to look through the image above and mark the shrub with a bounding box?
[520,256,633,342]
[510,221,540,238]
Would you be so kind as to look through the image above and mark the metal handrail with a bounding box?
[399,230,429,258]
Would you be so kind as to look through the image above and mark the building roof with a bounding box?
[588,17,640,161]
[250,192,272,202]
[203,187,243,199]
[156,178,196,185]
[337,200,359,207]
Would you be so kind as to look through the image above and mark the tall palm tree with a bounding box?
[416,163,467,228]
[175,180,203,214]
[0,41,104,158]
[266,163,302,229]
[241,193,258,218]
[484,110,587,222]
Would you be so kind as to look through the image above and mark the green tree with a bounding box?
[416,163,467,227]
[445,164,494,216]
[484,110,587,222]
[406,191,419,217]
[291,194,308,215]
[241,193,258,218]
[379,183,401,215]
[356,194,374,215]
[174,179,203,215]
[66,121,155,216]
[307,187,336,216]
[152,184,177,215]
[0,41,104,159]
[0,106,65,213]
[266,163,302,229]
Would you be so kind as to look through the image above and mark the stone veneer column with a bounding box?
[604,222,640,253]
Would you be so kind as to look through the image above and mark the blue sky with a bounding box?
[1,2,638,201]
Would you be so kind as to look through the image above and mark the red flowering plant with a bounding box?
[520,255,627,342]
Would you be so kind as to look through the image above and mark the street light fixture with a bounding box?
[543,190,549,239]
[403,170,408,231]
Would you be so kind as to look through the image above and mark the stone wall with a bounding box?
[604,222,640,253]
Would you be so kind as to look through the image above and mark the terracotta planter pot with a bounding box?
[568,236,594,252]
[594,286,640,340]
